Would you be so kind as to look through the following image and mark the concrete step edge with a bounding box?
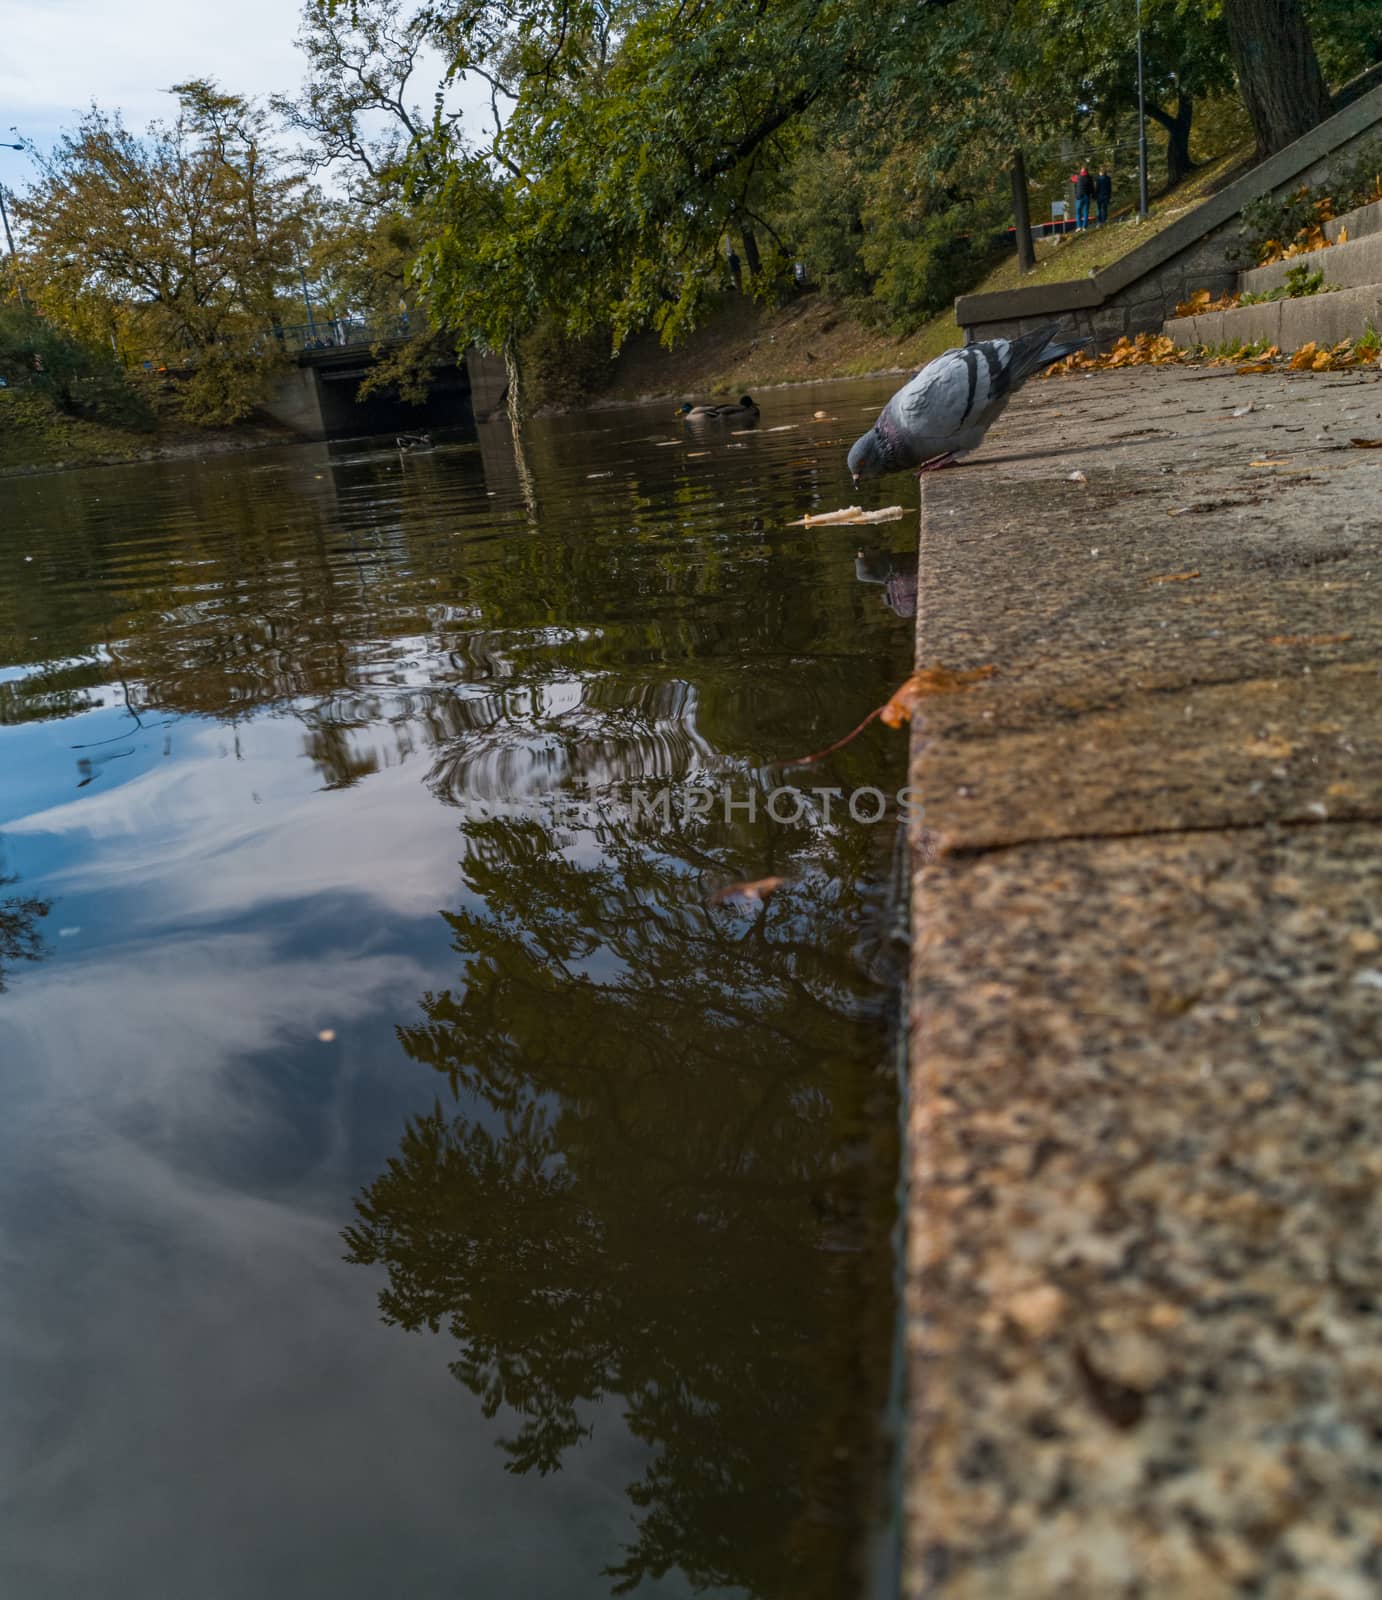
[1165,282,1382,351]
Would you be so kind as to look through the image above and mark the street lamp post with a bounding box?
[294,244,318,344]
[1135,0,1150,220]
[0,140,27,306]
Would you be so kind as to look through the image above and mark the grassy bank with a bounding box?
[0,387,291,477]
[584,294,958,406]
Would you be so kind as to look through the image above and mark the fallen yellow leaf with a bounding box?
[880,664,997,727]
[1148,570,1201,584]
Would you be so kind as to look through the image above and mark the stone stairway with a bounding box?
[1164,196,1382,352]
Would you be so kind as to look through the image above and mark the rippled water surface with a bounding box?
[0,381,917,1599]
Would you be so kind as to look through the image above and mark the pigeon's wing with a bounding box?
[887,348,980,445]
[890,340,1036,450]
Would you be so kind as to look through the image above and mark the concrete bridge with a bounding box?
[258,320,509,440]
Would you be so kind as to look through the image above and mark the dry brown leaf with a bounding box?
[708,876,789,907]
[1289,342,1319,371]
[1043,332,1192,376]
[1349,437,1382,448]
[1281,223,1330,260]
[1235,362,1275,375]
[1148,570,1201,584]
[880,664,997,727]
[1268,632,1354,646]
[1173,288,1240,318]
[1337,224,1349,244]
[781,663,995,766]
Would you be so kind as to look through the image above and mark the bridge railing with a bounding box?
[274,316,415,353]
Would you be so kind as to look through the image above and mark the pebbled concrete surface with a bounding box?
[904,364,1382,1599]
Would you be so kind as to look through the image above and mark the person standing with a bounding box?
[1073,166,1094,231]
[1095,166,1113,225]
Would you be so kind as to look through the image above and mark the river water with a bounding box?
[0,378,917,1599]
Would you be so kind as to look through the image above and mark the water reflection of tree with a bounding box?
[345,805,899,1598]
[3,425,897,796]
[0,855,52,994]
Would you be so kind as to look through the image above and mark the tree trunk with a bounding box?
[739,227,762,279]
[1009,150,1035,273]
[1146,96,1196,186]
[1222,0,1333,158]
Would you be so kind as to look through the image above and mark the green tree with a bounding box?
[278,0,523,406]
[0,302,152,428]
[14,81,314,422]
[281,0,1358,380]
[1044,0,1235,184]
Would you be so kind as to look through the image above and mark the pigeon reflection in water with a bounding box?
[854,550,918,619]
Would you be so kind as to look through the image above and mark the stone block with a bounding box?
[1193,310,1226,346]
[1126,297,1176,333]
[1278,283,1382,347]
[1216,300,1284,348]
[1325,198,1382,243]
[1091,306,1129,342]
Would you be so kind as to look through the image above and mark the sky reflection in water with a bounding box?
[0,384,917,1599]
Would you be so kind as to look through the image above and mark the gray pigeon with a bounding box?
[847,324,1088,483]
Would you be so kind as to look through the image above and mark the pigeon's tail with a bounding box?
[1007,323,1093,385]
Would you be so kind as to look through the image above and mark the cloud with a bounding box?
[0,0,309,130]
[4,717,474,930]
[0,0,496,192]
[0,927,426,1143]
[0,930,673,1598]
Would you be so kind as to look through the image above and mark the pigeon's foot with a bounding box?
[916,451,959,475]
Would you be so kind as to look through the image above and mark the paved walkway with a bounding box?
[904,365,1382,1599]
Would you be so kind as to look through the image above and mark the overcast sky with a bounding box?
[0,0,490,194]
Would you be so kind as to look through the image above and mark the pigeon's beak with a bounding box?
[851,473,859,488]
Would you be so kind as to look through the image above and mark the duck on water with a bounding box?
[678,395,760,422]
